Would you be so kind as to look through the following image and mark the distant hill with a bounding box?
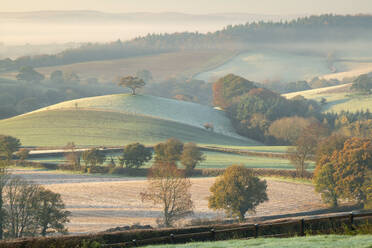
[2,14,372,72]
[283,84,372,113]
[0,94,257,147]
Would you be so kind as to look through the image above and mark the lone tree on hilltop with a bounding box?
[119,143,152,169]
[118,76,146,95]
[141,163,193,227]
[208,165,268,221]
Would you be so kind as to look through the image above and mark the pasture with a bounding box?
[0,109,253,147]
[195,48,372,83]
[144,235,372,248]
[195,50,332,83]
[284,83,372,113]
[0,50,234,82]
[27,94,246,140]
[12,169,324,233]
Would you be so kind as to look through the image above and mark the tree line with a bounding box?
[212,74,372,145]
[0,68,126,120]
[1,14,372,72]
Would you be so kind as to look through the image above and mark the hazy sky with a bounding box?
[2,0,372,14]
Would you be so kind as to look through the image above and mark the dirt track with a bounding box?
[12,169,324,233]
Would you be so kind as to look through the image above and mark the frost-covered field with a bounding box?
[26,94,247,141]
[11,169,324,233]
[283,84,372,113]
[195,50,331,83]
[196,49,372,83]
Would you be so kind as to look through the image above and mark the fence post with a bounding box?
[170,233,175,244]
[211,228,216,240]
[349,212,354,230]
[132,239,137,247]
[254,224,259,238]
[300,219,305,236]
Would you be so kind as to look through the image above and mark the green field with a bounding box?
[144,235,372,248]
[0,110,254,147]
[201,151,306,170]
[284,84,372,113]
[0,93,260,147]
[28,94,246,140]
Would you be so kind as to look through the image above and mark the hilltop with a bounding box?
[0,94,257,147]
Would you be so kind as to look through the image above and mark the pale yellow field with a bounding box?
[11,169,325,234]
[1,50,234,82]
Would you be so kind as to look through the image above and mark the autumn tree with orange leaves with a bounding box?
[314,137,372,209]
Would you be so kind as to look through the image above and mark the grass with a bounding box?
[195,50,332,83]
[283,84,372,113]
[200,151,313,170]
[200,145,289,153]
[0,109,254,147]
[0,93,262,147]
[144,235,372,248]
[28,94,248,141]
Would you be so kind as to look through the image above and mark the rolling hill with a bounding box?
[283,83,372,113]
[0,94,257,147]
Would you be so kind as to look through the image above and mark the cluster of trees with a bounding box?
[314,136,371,209]
[351,73,372,94]
[65,139,205,177]
[1,15,372,72]
[212,74,322,143]
[323,110,372,138]
[0,69,126,120]
[143,78,212,106]
[261,77,344,94]
[0,135,70,239]
[154,138,205,176]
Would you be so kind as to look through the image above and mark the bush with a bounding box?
[108,167,148,177]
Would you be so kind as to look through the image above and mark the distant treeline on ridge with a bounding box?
[1,14,372,71]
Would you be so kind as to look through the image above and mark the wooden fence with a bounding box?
[0,211,370,248]
[101,211,372,248]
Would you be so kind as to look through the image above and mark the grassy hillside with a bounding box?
[284,84,372,113]
[0,110,254,147]
[0,94,257,147]
[28,94,245,139]
[144,235,372,248]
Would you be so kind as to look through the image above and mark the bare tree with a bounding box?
[64,142,80,171]
[0,161,9,240]
[4,177,70,238]
[141,163,193,227]
[5,177,40,238]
